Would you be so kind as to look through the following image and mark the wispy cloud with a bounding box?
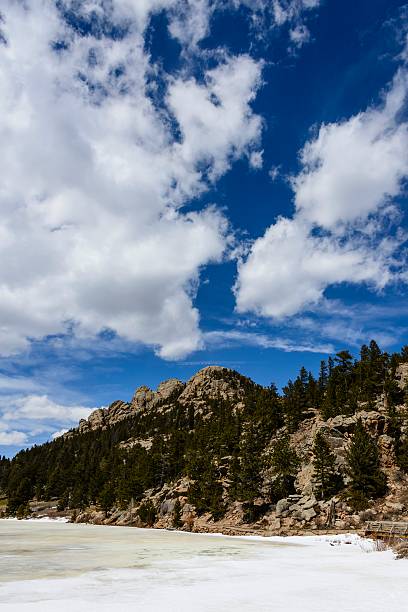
[204,329,334,353]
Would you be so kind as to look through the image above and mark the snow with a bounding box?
[0,521,406,611]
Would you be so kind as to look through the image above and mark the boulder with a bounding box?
[275,499,290,517]
[299,495,317,510]
[328,415,356,433]
[300,508,316,521]
[160,499,176,516]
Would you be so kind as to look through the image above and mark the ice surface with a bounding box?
[0,521,406,611]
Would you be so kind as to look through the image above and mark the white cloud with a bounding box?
[235,216,399,317]
[0,429,28,446]
[0,375,42,393]
[2,395,94,423]
[272,0,319,27]
[204,328,333,353]
[236,65,408,320]
[249,150,264,169]
[167,0,214,50]
[294,70,408,230]
[289,24,310,48]
[268,165,280,181]
[52,428,69,439]
[0,392,96,447]
[0,0,263,360]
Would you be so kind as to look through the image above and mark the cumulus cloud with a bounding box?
[2,395,94,423]
[0,392,96,446]
[236,65,408,319]
[0,0,264,360]
[0,430,28,446]
[294,69,408,230]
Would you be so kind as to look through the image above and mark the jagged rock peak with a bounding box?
[131,386,156,411]
[131,378,185,411]
[178,365,254,404]
[72,366,251,435]
[156,378,185,401]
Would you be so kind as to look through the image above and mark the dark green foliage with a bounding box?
[345,419,387,509]
[99,482,116,511]
[188,457,225,519]
[0,456,10,494]
[267,435,300,500]
[395,436,408,473]
[7,474,33,515]
[137,499,156,526]
[312,431,343,500]
[321,350,355,419]
[388,411,408,473]
[172,498,183,528]
[282,368,316,432]
[230,421,264,503]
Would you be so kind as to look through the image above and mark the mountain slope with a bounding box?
[1,346,408,535]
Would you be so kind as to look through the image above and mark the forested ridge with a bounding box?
[1,341,408,526]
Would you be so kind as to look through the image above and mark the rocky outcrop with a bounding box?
[178,366,249,410]
[68,367,248,435]
[77,400,131,434]
[396,363,408,390]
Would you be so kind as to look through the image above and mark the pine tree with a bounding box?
[137,499,156,526]
[172,498,183,528]
[188,456,225,519]
[235,421,263,502]
[312,431,343,500]
[346,419,387,509]
[395,436,408,473]
[267,435,300,500]
[317,360,328,406]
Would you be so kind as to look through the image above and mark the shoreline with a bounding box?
[1,513,367,541]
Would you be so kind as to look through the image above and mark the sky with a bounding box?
[0,0,408,457]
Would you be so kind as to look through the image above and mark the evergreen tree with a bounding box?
[99,482,116,511]
[400,345,408,362]
[267,435,300,500]
[137,499,156,526]
[172,498,183,528]
[188,456,225,519]
[233,421,263,502]
[395,436,408,473]
[312,431,343,500]
[321,350,355,419]
[282,369,315,432]
[345,419,387,509]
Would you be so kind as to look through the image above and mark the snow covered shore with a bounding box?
[0,521,406,611]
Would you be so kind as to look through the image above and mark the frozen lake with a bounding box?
[0,520,406,611]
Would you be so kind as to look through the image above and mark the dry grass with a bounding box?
[359,538,389,553]
[393,540,408,559]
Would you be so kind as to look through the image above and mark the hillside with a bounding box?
[1,343,408,535]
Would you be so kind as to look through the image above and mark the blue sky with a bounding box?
[0,0,408,456]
